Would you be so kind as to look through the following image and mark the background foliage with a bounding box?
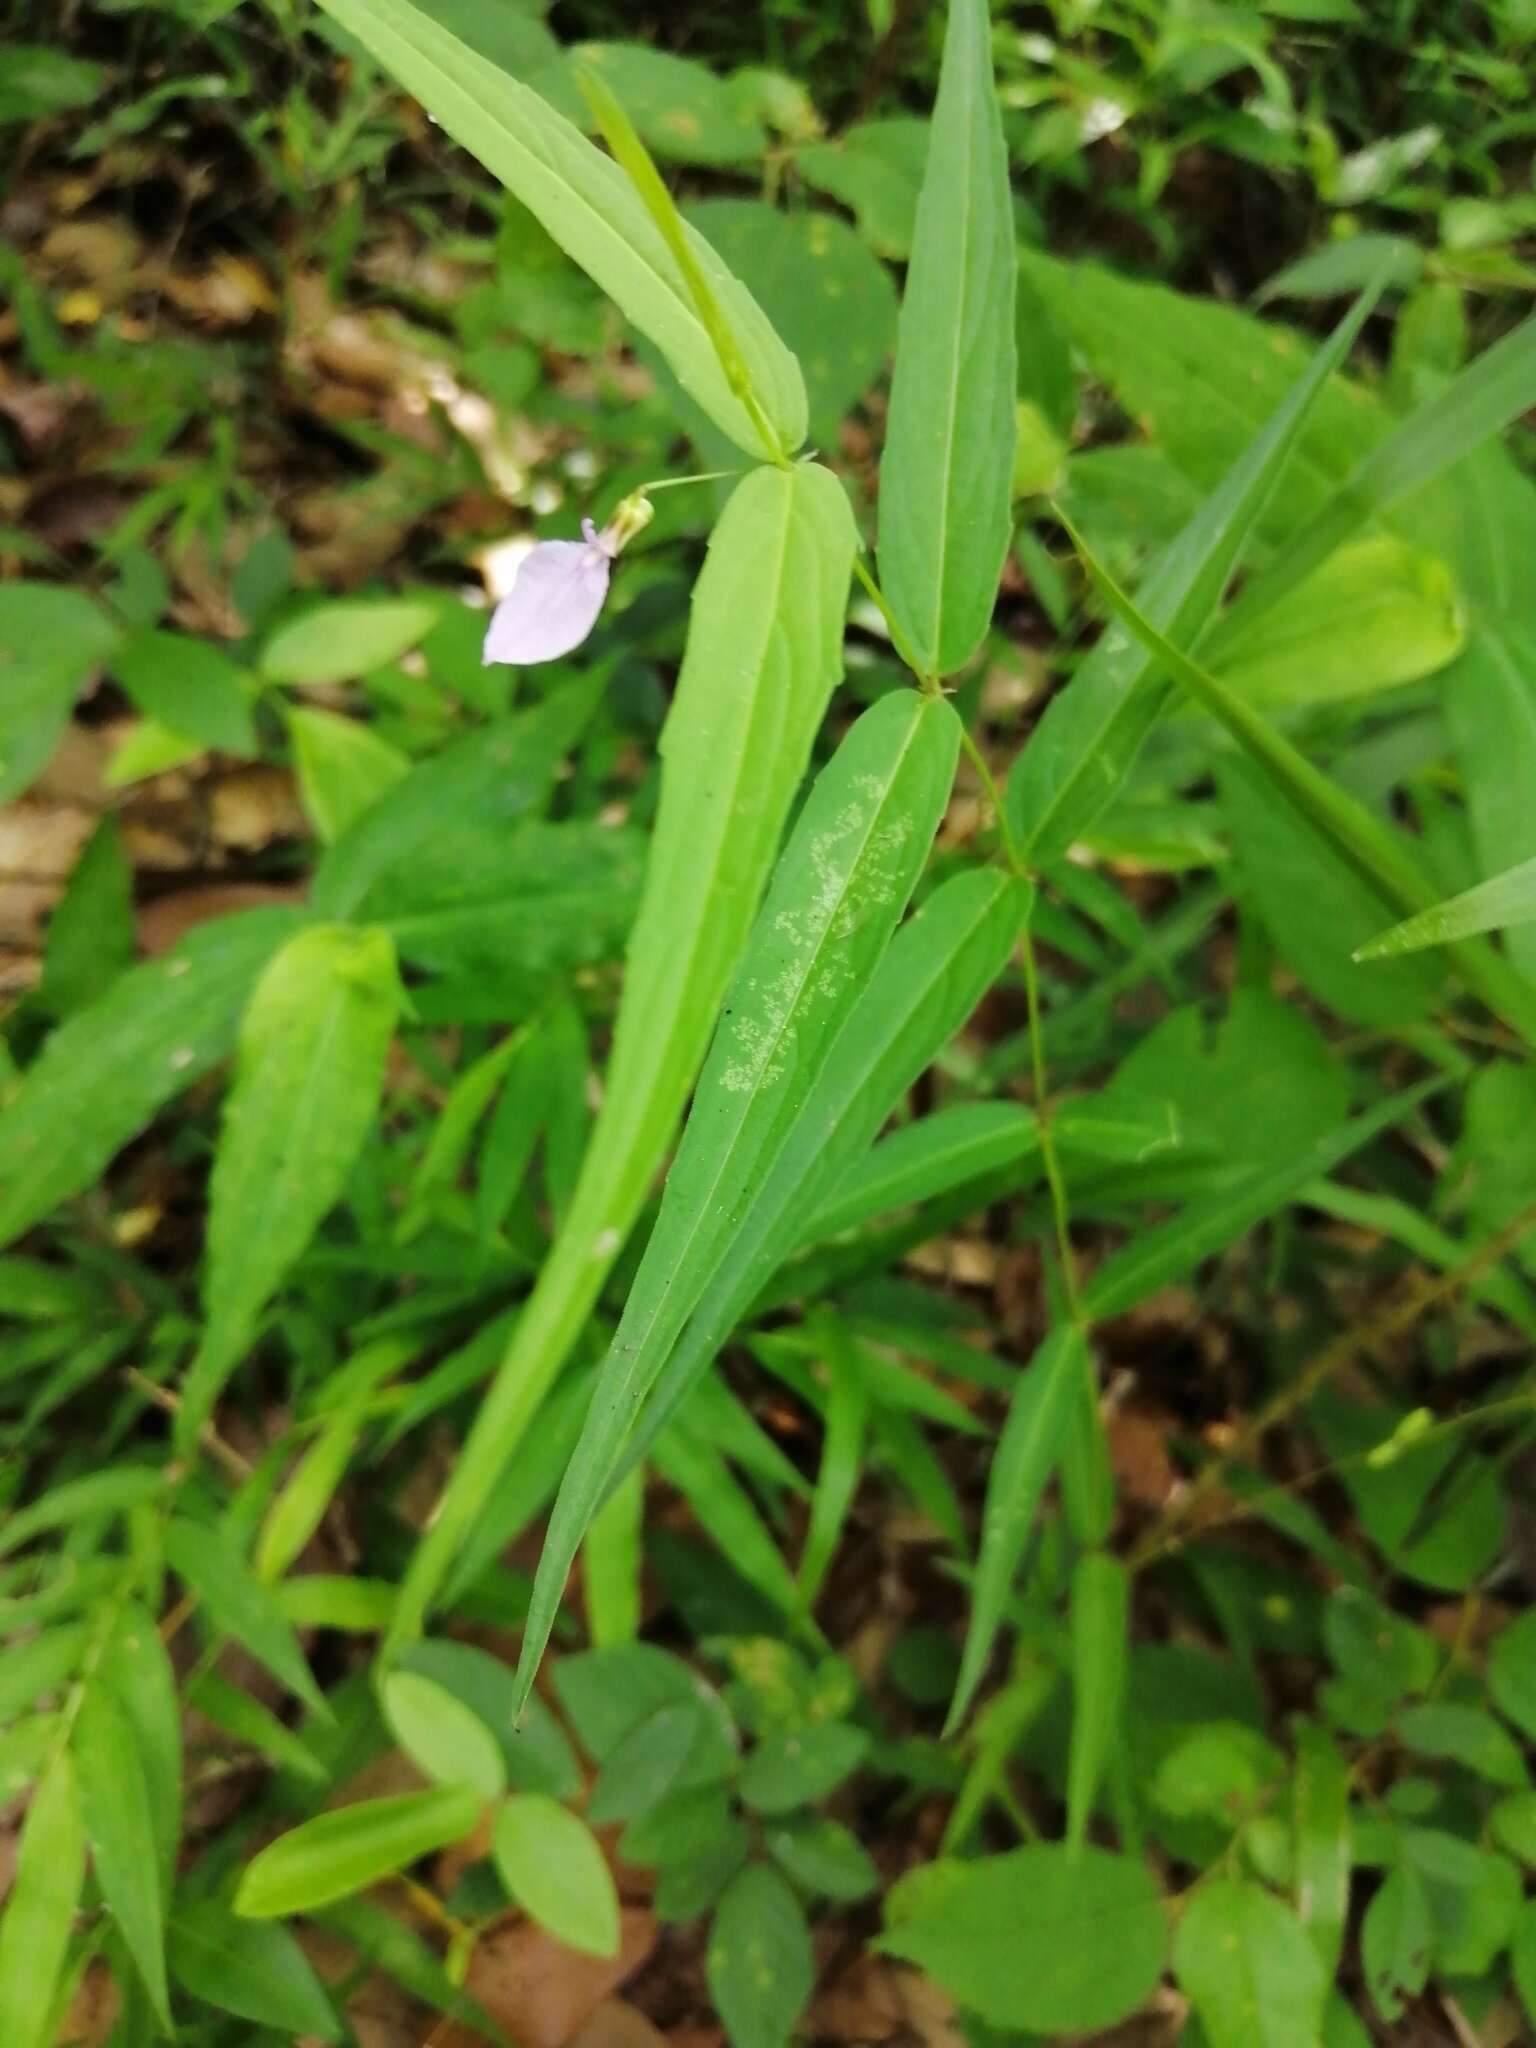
[2,0,1536,2044]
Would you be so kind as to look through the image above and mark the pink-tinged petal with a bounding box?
[482,540,611,666]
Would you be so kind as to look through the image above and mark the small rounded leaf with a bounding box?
[493,1794,620,1958]
[382,1671,507,1802]
[707,1861,814,2048]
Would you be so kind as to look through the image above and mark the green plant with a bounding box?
[4,0,1536,2044]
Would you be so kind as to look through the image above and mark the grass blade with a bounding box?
[1055,509,1536,1047]
[1007,284,1381,868]
[1065,1552,1130,1853]
[1357,853,1536,960]
[947,1325,1084,1734]
[1215,310,1536,638]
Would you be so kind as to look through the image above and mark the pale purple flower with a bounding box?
[482,493,653,667]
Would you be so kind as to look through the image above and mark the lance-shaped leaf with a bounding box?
[510,689,956,1651]
[627,868,1027,1470]
[178,925,402,1449]
[1358,851,1536,961]
[877,0,1015,679]
[947,1325,1085,1733]
[1065,1552,1130,1853]
[393,461,856,1645]
[71,1679,170,2026]
[235,1786,483,1919]
[516,865,1026,1705]
[0,907,303,1252]
[1058,511,1536,1048]
[1006,285,1380,869]
[314,0,804,462]
[1213,307,1536,637]
[0,1752,86,2048]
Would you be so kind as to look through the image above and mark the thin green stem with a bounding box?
[851,553,935,687]
[1018,920,1086,1330]
[956,721,1025,877]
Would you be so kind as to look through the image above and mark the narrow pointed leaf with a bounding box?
[394,464,857,1643]
[877,0,1015,678]
[627,869,1028,1478]
[169,1901,340,2040]
[179,924,402,1448]
[1358,851,1536,960]
[235,1785,483,1918]
[1065,1552,1129,1853]
[1085,1079,1445,1319]
[0,1750,86,2048]
[1007,285,1380,868]
[1217,309,1536,636]
[165,1517,327,1717]
[948,1325,1084,1733]
[99,1602,182,1895]
[1057,510,1536,1046]
[71,1680,170,2025]
[313,0,804,460]
[518,866,1026,1704]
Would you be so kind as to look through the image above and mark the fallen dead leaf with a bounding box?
[137,882,302,955]
[810,1955,965,2048]
[567,1998,669,2048]
[466,1908,658,2048]
[209,765,305,852]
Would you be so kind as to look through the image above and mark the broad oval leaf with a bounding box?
[288,706,411,845]
[881,1843,1167,2035]
[312,0,804,460]
[382,1672,507,1802]
[1220,750,1445,1029]
[688,199,897,442]
[492,1794,620,1957]
[178,924,403,1448]
[395,460,856,1643]
[260,597,439,686]
[1210,537,1464,707]
[235,1784,483,1918]
[110,628,257,754]
[707,1862,814,2048]
[1175,1880,1326,2048]
[0,583,120,805]
[573,43,764,165]
[877,0,1015,678]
